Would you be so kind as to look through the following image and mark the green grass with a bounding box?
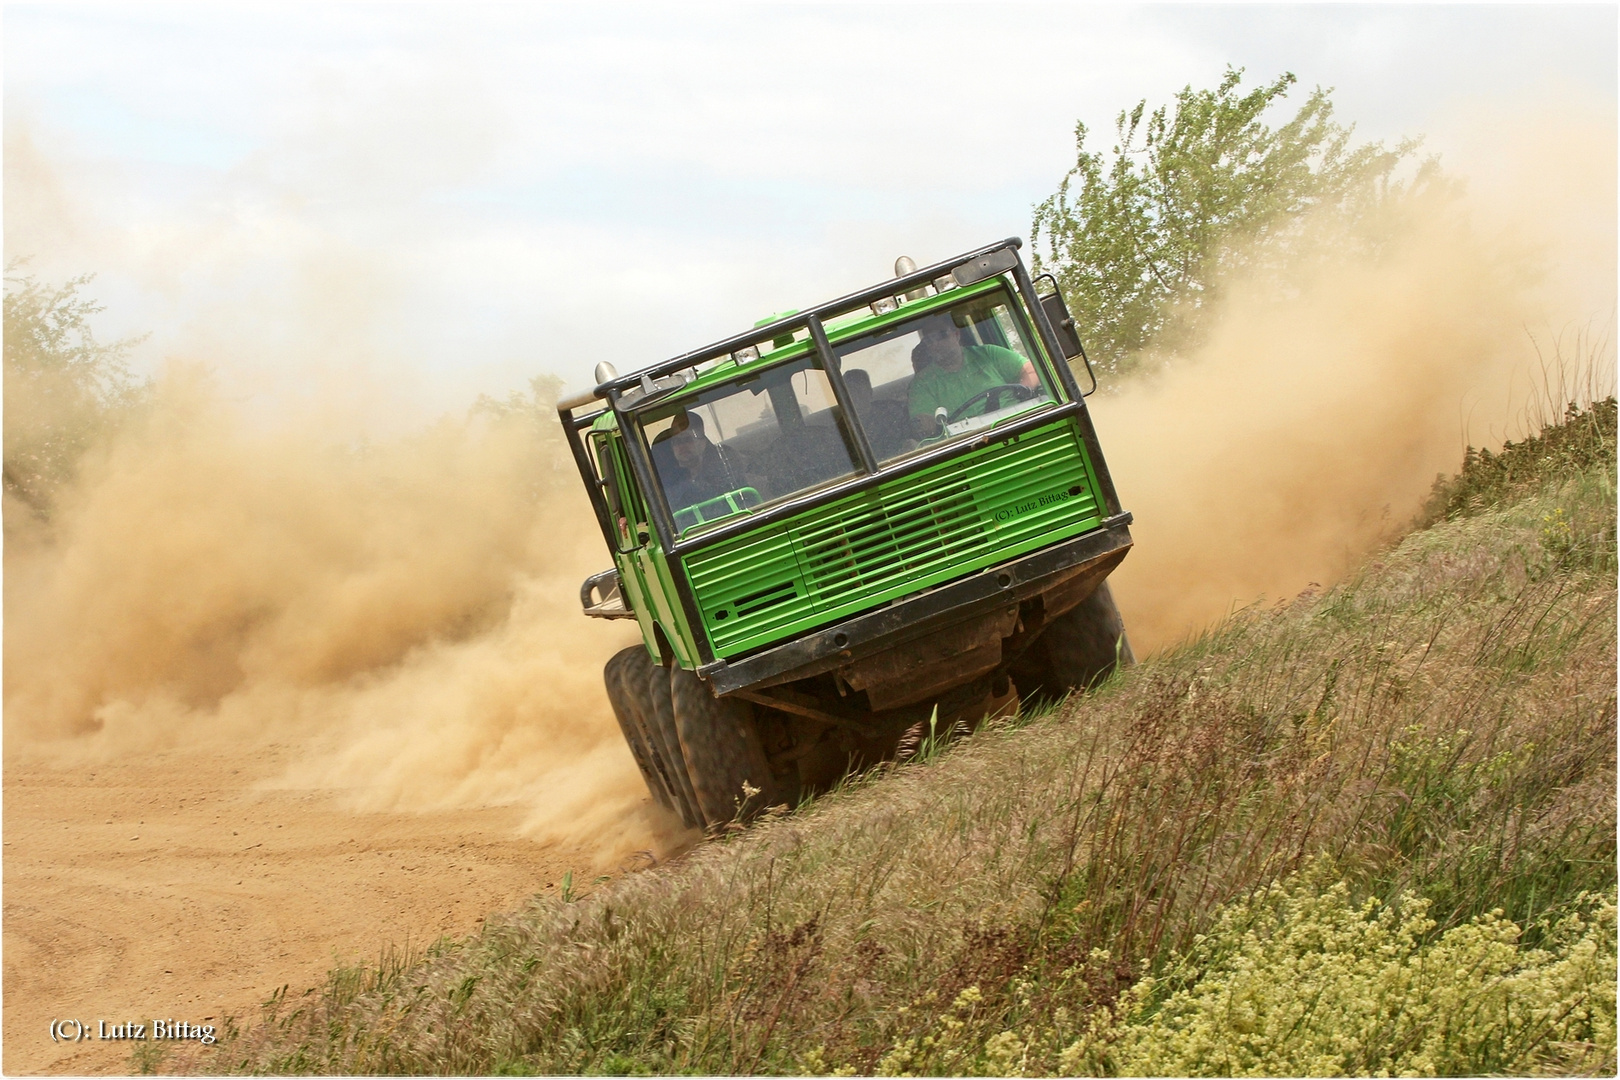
[190,405,1616,1077]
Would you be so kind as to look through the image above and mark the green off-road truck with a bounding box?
[558,239,1133,830]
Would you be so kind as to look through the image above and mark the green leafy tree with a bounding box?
[469,372,569,497]
[4,263,145,514]
[470,372,565,429]
[1032,67,1424,380]
[470,372,566,458]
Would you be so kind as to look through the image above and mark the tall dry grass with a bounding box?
[185,404,1615,1077]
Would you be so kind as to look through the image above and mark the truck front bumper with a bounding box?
[696,513,1133,697]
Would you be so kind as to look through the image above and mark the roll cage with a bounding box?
[558,238,1120,568]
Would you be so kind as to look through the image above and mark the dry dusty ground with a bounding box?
[3,738,655,1075]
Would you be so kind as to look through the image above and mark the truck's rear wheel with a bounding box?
[1014,580,1135,701]
[670,667,777,829]
[646,666,705,830]
[604,647,677,814]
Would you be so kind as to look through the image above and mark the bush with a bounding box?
[3,264,145,518]
[1419,397,1616,527]
[1058,871,1616,1077]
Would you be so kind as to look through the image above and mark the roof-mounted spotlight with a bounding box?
[894,255,929,302]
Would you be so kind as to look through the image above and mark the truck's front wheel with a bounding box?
[1014,580,1136,701]
[670,667,778,829]
[605,646,687,821]
[646,666,705,830]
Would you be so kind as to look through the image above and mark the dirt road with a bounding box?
[4,737,666,1075]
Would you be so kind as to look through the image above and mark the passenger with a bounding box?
[652,410,742,515]
[906,321,1038,438]
[844,366,875,411]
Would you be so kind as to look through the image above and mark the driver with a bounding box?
[906,321,1039,437]
[651,410,742,514]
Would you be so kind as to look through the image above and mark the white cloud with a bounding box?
[6,3,1614,410]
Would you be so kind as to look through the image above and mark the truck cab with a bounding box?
[560,239,1133,830]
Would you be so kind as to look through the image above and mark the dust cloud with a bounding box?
[4,105,692,867]
[1098,105,1617,652]
[2,363,677,860]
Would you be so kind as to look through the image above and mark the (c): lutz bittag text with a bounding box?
[49,1019,217,1044]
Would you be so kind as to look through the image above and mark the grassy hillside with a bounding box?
[191,401,1615,1078]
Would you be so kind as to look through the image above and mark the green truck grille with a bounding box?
[685,420,1103,657]
[798,476,980,599]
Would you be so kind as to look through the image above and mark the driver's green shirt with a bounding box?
[908,344,1029,419]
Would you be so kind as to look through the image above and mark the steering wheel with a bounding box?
[946,383,1039,424]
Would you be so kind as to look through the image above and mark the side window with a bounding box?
[591,432,645,552]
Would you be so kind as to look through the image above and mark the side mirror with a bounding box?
[1034,274,1097,395]
[1038,288,1085,360]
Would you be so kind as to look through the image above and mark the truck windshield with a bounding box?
[833,288,1058,463]
[639,355,862,535]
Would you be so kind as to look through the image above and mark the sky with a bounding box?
[6,2,1617,416]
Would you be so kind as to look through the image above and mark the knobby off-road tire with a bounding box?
[603,646,677,815]
[1015,580,1136,701]
[669,666,778,829]
[646,666,705,830]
